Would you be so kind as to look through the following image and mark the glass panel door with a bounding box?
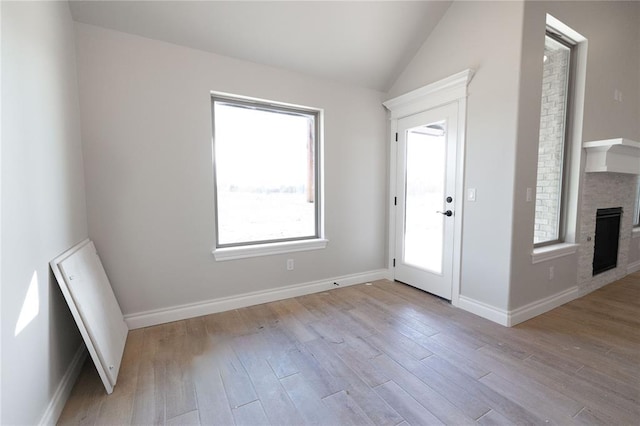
[394,102,458,300]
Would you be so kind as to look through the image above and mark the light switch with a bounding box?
[467,188,476,202]
[526,187,533,202]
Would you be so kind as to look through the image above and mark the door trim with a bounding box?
[383,69,474,307]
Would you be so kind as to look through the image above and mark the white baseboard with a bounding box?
[457,285,580,327]
[626,260,640,275]
[39,343,87,426]
[508,286,579,326]
[457,296,509,326]
[124,269,390,329]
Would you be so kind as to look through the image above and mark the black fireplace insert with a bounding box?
[592,207,622,276]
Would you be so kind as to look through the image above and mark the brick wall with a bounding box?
[534,46,569,243]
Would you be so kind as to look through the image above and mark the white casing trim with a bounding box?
[384,69,473,306]
[383,69,474,119]
[38,343,87,426]
[125,269,390,329]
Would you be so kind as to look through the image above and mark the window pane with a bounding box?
[403,124,446,274]
[214,100,317,246]
[534,35,571,245]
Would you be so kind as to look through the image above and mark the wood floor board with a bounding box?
[279,373,339,425]
[522,355,640,423]
[60,275,640,425]
[216,343,259,409]
[374,380,444,426]
[321,390,375,426]
[57,361,105,425]
[347,308,433,360]
[422,355,547,425]
[286,340,345,398]
[475,409,514,426]
[231,333,304,425]
[166,409,200,426]
[191,356,235,426]
[230,400,269,426]
[478,372,581,424]
[407,356,492,420]
[372,354,475,425]
[301,338,404,426]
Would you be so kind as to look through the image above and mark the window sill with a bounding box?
[531,242,579,264]
[213,238,328,261]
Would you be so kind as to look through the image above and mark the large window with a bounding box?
[534,31,575,246]
[212,95,321,250]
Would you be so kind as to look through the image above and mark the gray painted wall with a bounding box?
[511,0,640,309]
[1,2,88,423]
[388,0,526,311]
[74,23,388,316]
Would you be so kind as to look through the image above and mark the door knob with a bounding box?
[436,210,453,217]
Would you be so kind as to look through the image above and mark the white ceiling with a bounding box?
[68,1,452,92]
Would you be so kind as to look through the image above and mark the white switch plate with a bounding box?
[467,188,476,202]
[286,259,294,271]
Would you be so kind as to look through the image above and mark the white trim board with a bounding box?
[38,344,87,426]
[125,269,390,329]
[508,286,579,326]
[458,285,579,327]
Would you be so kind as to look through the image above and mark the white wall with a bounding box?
[510,1,640,309]
[1,2,88,424]
[388,1,526,311]
[74,23,388,317]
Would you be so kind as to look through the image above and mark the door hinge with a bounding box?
[393,258,396,267]
[394,196,397,206]
[395,133,398,142]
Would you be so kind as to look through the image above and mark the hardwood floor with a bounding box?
[58,275,640,425]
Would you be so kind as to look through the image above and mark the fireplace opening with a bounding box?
[592,207,623,276]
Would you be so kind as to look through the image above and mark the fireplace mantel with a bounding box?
[583,138,640,174]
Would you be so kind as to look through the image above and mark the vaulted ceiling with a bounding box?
[69,1,452,92]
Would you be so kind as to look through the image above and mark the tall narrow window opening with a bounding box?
[534,31,576,246]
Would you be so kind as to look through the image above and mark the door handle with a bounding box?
[436,210,453,217]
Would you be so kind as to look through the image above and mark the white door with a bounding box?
[394,102,458,300]
[54,240,128,393]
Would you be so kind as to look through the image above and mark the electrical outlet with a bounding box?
[286,259,294,271]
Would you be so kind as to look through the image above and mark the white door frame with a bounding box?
[383,69,474,307]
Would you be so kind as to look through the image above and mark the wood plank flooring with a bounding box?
[58,275,640,425]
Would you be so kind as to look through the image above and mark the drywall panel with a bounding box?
[1,2,88,424]
[51,239,128,393]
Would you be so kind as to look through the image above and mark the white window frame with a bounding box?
[531,14,587,263]
[210,92,327,261]
[533,31,575,248]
